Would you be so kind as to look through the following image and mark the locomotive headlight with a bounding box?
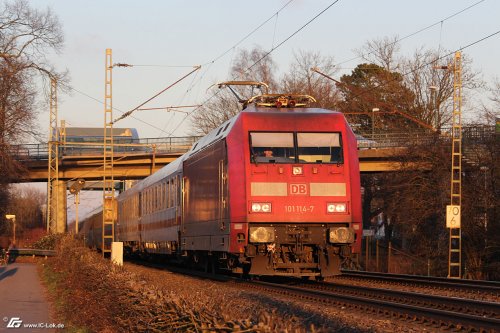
[261,203,271,212]
[251,202,272,213]
[292,166,303,175]
[251,203,262,212]
[249,227,275,243]
[329,227,355,244]
[327,203,347,213]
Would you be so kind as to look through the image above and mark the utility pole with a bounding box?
[445,51,463,278]
[102,48,116,257]
[69,179,85,234]
[47,77,59,233]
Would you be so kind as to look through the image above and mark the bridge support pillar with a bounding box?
[57,180,67,233]
[49,180,67,233]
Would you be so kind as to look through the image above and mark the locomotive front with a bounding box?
[226,95,362,277]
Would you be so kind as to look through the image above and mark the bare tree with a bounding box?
[0,0,64,240]
[355,37,484,131]
[230,45,278,90]
[355,35,401,72]
[190,46,277,134]
[189,89,241,135]
[281,50,340,108]
[481,78,500,124]
[0,0,65,181]
[6,186,46,231]
[402,49,483,130]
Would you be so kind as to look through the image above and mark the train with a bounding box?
[81,94,362,278]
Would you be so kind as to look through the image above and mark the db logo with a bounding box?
[289,184,308,195]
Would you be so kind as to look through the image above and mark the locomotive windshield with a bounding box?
[297,133,342,163]
[250,132,295,163]
[249,132,343,164]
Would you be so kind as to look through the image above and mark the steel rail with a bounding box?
[302,280,500,319]
[340,270,500,294]
[125,259,500,331]
[248,280,500,332]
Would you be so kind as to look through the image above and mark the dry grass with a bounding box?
[40,236,337,332]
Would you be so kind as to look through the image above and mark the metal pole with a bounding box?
[371,108,379,140]
[12,217,16,246]
[75,192,80,234]
[372,109,374,139]
[376,239,379,272]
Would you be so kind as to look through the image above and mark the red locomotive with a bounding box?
[82,94,362,278]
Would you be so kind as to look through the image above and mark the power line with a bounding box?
[125,64,196,68]
[338,29,500,111]
[335,0,486,68]
[65,2,297,137]
[67,86,173,133]
[202,0,295,66]
[167,0,343,136]
[112,66,200,124]
[246,0,341,73]
[172,0,296,124]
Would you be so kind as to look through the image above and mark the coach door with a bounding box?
[218,142,229,231]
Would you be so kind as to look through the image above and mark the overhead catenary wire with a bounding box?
[168,0,296,126]
[171,27,500,137]
[334,0,486,68]
[67,86,175,134]
[112,65,201,124]
[63,0,487,137]
[245,0,342,73]
[201,0,295,66]
[59,1,301,137]
[327,29,500,116]
[167,0,343,136]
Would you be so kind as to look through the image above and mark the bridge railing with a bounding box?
[357,125,495,149]
[9,136,203,161]
[9,126,495,160]
[8,143,49,160]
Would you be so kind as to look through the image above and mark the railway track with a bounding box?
[300,280,500,319]
[338,270,500,298]
[128,260,500,332]
[245,279,500,332]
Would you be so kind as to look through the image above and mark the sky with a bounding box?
[28,0,500,141]
[15,0,500,221]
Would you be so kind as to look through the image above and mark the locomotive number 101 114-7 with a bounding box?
[285,205,315,213]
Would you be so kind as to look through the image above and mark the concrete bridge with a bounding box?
[8,126,494,232]
[11,125,495,182]
[10,133,433,182]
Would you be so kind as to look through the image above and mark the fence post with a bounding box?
[388,241,392,273]
[365,236,369,271]
[376,239,379,272]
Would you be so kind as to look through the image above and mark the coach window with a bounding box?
[170,179,175,207]
[162,182,166,210]
[250,132,294,163]
[297,132,343,163]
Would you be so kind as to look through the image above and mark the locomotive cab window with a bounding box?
[250,132,295,163]
[297,132,343,164]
